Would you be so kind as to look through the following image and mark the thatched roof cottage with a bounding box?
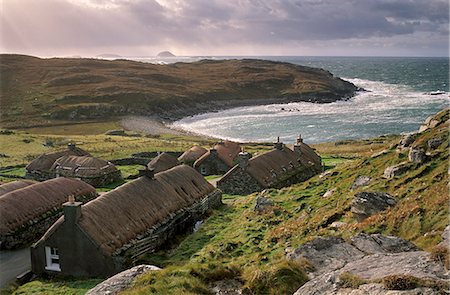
[26,143,91,181]
[178,146,208,166]
[51,155,122,187]
[0,180,35,197]
[147,152,179,173]
[0,178,97,249]
[194,141,241,175]
[217,137,322,195]
[31,165,222,277]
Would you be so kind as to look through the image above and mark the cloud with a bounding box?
[0,0,448,56]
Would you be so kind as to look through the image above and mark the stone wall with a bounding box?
[109,157,150,166]
[25,170,53,182]
[218,165,322,195]
[217,167,263,195]
[56,170,123,188]
[196,154,229,175]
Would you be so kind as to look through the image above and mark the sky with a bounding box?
[1,0,448,57]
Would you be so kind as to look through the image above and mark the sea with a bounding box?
[130,56,449,144]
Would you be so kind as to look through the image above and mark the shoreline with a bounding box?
[120,92,359,139]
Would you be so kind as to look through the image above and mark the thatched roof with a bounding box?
[294,142,321,167]
[51,155,118,177]
[147,152,179,173]
[26,146,90,172]
[195,141,241,167]
[41,165,216,256]
[178,146,207,164]
[0,178,97,235]
[222,145,320,187]
[0,180,35,197]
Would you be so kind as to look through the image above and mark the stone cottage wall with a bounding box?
[217,167,264,195]
[196,155,229,175]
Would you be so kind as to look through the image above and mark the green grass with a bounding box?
[116,165,144,179]
[12,279,102,295]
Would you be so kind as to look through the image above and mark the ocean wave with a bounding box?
[170,78,448,143]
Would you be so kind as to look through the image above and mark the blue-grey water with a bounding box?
[127,56,449,143]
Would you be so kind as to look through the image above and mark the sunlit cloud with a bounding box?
[0,0,448,57]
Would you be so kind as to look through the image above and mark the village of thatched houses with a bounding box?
[31,165,222,277]
[0,178,97,249]
[147,152,180,173]
[217,136,322,195]
[25,143,122,187]
[178,145,207,166]
[194,141,241,175]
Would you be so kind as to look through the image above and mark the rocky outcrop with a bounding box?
[351,192,396,221]
[351,176,371,190]
[419,115,441,133]
[399,133,417,148]
[86,265,160,295]
[288,234,448,295]
[254,196,274,213]
[323,188,337,198]
[427,137,444,150]
[408,147,427,163]
[384,162,410,179]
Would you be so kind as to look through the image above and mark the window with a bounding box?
[45,246,61,271]
[200,166,207,175]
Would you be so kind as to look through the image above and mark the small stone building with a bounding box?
[31,165,222,277]
[147,152,179,173]
[194,141,241,175]
[0,180,35,197]
[25,143,91,181]
[217,137,322,195]
[178,146,208,166]
[51,155,122,187]
[0,178,97,249]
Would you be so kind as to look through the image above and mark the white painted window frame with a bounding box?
[45,246,61,272]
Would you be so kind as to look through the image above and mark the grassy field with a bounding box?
[0,55,356,129]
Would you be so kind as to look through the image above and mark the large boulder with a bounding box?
[254,196,274,213]
[384,162,410,179]
[408,147,427,163]
[290,234,448,295]
[86,265,161,295]
[350,233,419,254]
[287,236,365,276]
[399,133,417,148]
[351,192,396,222]
[287,234,418,277]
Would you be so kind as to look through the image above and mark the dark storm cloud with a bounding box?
[1,0,448,55]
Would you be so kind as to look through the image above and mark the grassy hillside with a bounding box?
[0,55,357,129]
[11,110,448,295]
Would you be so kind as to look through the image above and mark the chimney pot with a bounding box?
[274,138,283,150]
[67,143,76,151]
[237,152,250,168]
[63,200,82,224]
[68,195,75,204]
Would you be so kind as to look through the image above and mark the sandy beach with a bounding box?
[120,115,218,139]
